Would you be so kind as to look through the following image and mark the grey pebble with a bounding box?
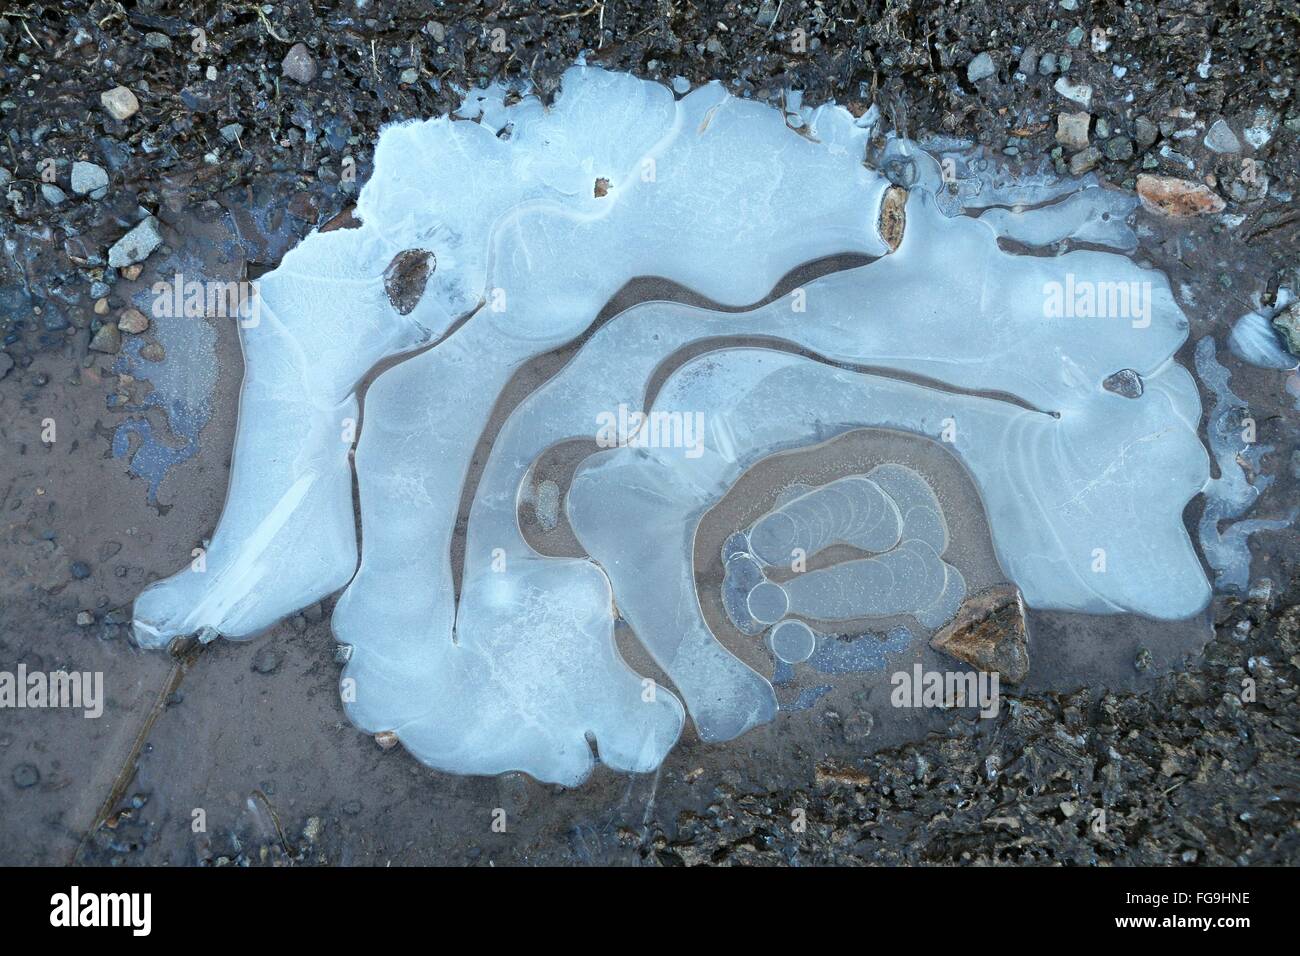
[282,43,317,84]
[71,161,109,199]
[107,216,161,268]
[967,52,997,83]
[251,644,283,675]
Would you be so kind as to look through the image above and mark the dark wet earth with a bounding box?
[1,2,1298,865]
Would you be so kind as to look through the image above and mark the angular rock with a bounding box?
[930,584,1030,684]
[108,216,162,268]
[967,52,997,83]
[89,323,121,353]
[282,43,317,83]
[1103,136,1134,161]
[100,85,140,120]
[118,307,149,334]
[1053,77,1093,108]
[71,161,109,199]
[383,249,435,315]
[1135,116,1159,147]
[1136,174,1226,216]
[1069,146,1102,175]
[1102,368,1144,398]
[1272,301,1300,357]
[1204,119,1241,154]
[1055,111,1091,150]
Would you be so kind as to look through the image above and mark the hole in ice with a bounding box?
[129,65,1289,785]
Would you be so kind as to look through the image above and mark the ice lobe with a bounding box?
[132,66,1240,785]
[749,475,902,565]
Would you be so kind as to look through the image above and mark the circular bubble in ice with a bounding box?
[770,620,817,664]
[747,581,790,624]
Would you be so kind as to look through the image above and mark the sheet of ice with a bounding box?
[134,65,888,657]
[130,65,1265,785]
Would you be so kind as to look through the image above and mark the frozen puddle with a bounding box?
[132,66,1283,784]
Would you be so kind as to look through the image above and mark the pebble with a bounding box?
[1066,26,1085,48]
[1038,52,1058,75]
[144,32,171,50]
[1104,136,1134,161]
[76,611,94,627]
[70,561,91,580]
[251,644,283,675]
[967,52,996,83]
[89,322,121,353]
[118,307,149,334]
[107,216,162,268]
[1136,174,1227,216]
[41,183,66,206]
[1204,118,1241,154]
[1069,146,1102,175]
[140,342,166,362]
[71,161,109,199]
[282,43,317,84]
[1243,108,1277,149]
[1135,116,1159,147]
[1103,368,1144,398]
[100,85,140,121]
[1055,111,1090,150]
[1272,301,1300,356]
[1053,77,1093,109]
[219,123,245,143]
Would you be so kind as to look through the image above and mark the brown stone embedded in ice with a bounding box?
[929,584,1030,684]
[1136,174,1226,216]
[382,249,435,316]
[878,185,907,252]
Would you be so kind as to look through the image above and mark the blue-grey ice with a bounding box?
[128,65,1280,785]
